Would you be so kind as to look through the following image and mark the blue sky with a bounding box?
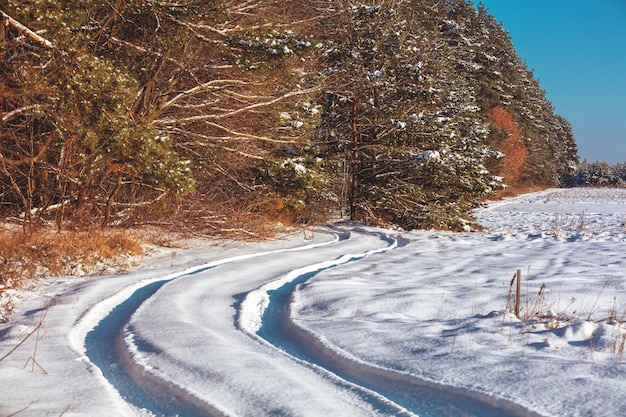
[477,0,626,164]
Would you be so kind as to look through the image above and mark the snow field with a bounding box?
[292,188,626,416]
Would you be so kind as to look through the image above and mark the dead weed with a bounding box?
[0,229,145,293]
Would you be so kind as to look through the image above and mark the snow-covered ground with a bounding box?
[1,188,625,416]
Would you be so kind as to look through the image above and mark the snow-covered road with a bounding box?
[2,188,626,416]
[115,228,401,417]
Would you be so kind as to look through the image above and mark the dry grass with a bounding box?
[0,218,294,322]
[491,184,549,200]
[503,271,626,360]
[0,228,145,293]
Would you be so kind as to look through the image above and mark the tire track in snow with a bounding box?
[76,226,544,417]
[238,230,415,416]
[85,279,227,417]
[73,232,344,417]
[241,230,545,417]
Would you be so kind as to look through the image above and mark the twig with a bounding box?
[1,11,53,48]
[0,320,42,363]
[1,105,43,124]
[6,400,38,417]
[23,308,48,374]
[0,307,47,369]
[587,281,610,321]
[450,330,457,354]
[156,87,320,123]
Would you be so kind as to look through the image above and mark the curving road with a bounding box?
[80,226,543,417]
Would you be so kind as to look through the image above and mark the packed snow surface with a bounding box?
[1,188,626,416]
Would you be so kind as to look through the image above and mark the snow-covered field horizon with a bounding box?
[1,188,625,416]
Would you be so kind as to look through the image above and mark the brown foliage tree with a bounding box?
[489,106,528,187]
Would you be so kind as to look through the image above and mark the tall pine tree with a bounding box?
[316,1,501,230]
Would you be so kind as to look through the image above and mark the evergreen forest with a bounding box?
[1,0,581,235]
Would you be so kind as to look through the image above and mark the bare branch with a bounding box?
[230,0,264,15]
[211,163,255,192]
[167,15,228,39]
[1,105,42,124]
[1,11,53,48]
[211,86,320,119]
[161,79,256,110]
[157,87,319,124]
[108,36,203,79]
[167,128,267,160]
[163,122,294,144]
[0,131,56,166]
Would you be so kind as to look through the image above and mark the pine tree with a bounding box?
[1,2,197,228]
[316,1,501,230]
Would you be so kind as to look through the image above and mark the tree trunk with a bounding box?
[350,99,359,221]
[102,172,123,228]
